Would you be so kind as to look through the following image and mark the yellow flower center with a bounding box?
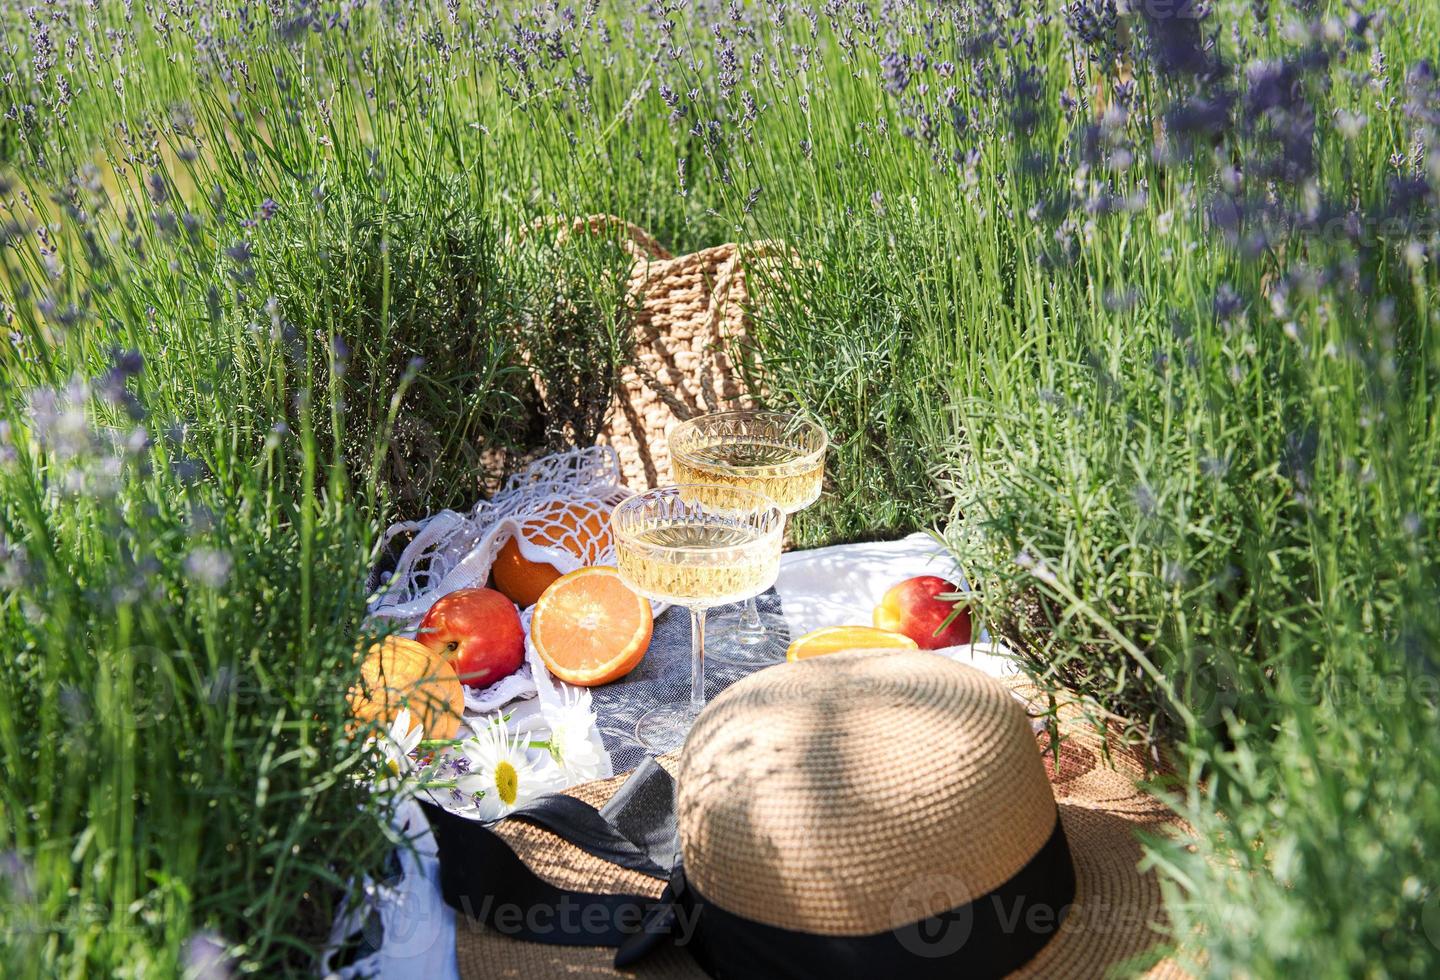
[386,759,401,778]
[495,760,519,805]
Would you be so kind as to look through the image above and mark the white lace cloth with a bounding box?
[368,447,633,714]
[324,531,1018,979]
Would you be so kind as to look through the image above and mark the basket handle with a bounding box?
[696,240,793,411]
[511,214,673,262]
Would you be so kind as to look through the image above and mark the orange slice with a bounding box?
[785,625,919,662]
[531,566,653,686]
[493,500,614,607]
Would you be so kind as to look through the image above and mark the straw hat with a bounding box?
[435,651,1187,979]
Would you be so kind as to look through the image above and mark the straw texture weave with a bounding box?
[454,651,1190,979]
[677,652,1059,934]
[528,214,791,488]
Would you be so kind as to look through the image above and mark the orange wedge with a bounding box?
[785,625,919,662]
[531,566,653,686]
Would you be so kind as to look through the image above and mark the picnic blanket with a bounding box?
[324,532,1017,979]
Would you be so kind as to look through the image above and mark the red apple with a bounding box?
[417,587,525,688]
[872,575,973,650]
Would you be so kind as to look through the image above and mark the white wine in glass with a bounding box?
[670,442,824,513]
[668,411,828,665]
[611,485,784,753]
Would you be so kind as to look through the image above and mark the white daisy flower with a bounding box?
[375,709,424,792]
[453,715,563,821]
[540,688,607,784]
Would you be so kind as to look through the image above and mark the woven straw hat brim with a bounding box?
[455,759,703,980]
[453,684,1189,980]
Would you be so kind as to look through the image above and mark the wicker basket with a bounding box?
[529,215,788,488]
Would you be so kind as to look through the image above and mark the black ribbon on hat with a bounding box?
[420,757,1077,978]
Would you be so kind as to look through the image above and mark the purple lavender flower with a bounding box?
[96,349,146,420]
[1065,0,1122,67]
[881,51,911,95]
[225,241,256,283]
[111,348,145,378]
[0,850,34,903]
[0,534,30,591]
[1213,283,1246,323]
[1139,5,1212,77]
[146,173,169,205]
[1166,92,1234,142]
[182,930,233,980]
[184,549,233,589]
[1245,60,1300,117]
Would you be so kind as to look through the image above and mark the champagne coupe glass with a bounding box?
[668,410,828,666]
[612,485,784,752]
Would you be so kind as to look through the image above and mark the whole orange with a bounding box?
[492,499,613,607]
[347,636,464,741]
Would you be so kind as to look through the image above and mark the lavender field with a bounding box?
[2,1,1439,976]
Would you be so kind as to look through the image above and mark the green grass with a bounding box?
[2,0,1439,976]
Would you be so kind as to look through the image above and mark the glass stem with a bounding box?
[690,606,707,712]
[740,595,763,633]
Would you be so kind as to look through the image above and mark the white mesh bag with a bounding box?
[367,447,632,714]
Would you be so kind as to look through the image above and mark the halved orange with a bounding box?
[531,566,653,686]
[785,625,919,662]
[493,500,614,607]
